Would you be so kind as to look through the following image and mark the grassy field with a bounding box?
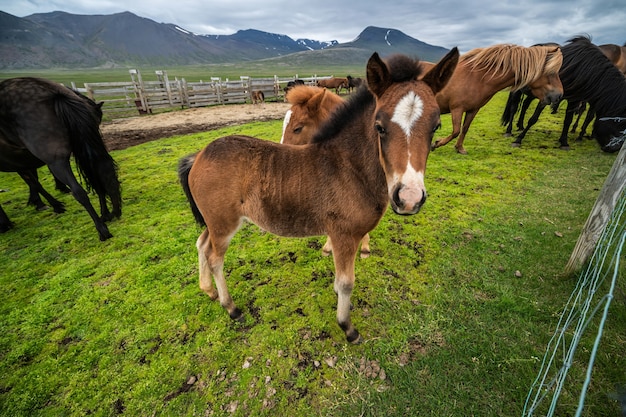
[0,91,624,416]
[0,62,365,87]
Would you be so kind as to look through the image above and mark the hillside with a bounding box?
[0,11,449,69]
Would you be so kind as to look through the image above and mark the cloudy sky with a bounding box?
[1,0,625,52]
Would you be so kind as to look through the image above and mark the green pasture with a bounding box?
[0,63,365,87]
[1,91,624,416]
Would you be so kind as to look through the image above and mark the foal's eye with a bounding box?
[375,124,386,135]
[293,126,303,134]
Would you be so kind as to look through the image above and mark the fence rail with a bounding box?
[78,69,330,118]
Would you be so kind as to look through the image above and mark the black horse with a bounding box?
[0,77,122,240]
[501,36,626,152]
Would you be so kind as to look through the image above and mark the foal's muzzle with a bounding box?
[391,185,427,215]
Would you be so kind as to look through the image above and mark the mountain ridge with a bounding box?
[0,10,450,69]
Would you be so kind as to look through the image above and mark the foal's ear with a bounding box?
[307,88,327,113]
[366,52,392,98]
[421,47,459,95]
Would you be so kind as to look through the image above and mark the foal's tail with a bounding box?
[500,90,523,127]
[178,153,206,227]
[54,91,122,218]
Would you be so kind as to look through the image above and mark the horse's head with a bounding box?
[527,45,563,106]
[281,85,343,145]
[593,117,626,153]
[366,48,459,215]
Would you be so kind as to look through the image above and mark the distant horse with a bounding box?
[280,85,372,258]
[427,43,563,154]
[283,79,305,93]
[283,79,305,101]
[507,37,626,152]
[316,77,348,94]
[346,75,364,93]
[0,77,122,240]
[178,49,459,343]
[251,90,265,104]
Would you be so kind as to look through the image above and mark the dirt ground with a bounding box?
[101,101,291,151]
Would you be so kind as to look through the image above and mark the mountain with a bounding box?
[0,11,449,69]
[336,26,449,62]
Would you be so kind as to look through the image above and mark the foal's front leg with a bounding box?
[330,235,362,343]
[323,234,371,259]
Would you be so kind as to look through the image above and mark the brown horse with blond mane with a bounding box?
[427,43,563,154]
[281,85,372,258]
[178,49,459,343]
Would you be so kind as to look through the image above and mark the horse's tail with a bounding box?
[177,153,206,227]
[53,92,122,218]
[501,90,522,127]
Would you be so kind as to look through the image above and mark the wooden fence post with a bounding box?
[129,69,149,114]
[565,144,626,274]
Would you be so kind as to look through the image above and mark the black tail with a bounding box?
[178,153,206,226]
[501,90,523,127]
[54,92,122,218]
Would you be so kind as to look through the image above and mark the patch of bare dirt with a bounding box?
[101,102,291,151]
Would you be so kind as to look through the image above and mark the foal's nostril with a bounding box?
[419,190,427,206]
[392,186,402,207]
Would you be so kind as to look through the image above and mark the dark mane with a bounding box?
[384,54,424,82]
[311,85,375,144]
[561,36,626,115]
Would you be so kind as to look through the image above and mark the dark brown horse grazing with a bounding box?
[316,77,348,94]
[280,85,373,258]
[178,49,459,343]
[427,43,563,154]
[346,75,364,93]
[0,77,121,240]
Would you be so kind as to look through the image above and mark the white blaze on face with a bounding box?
[280,109,292,144]
[391,91,424,138]
[389,91,427,210]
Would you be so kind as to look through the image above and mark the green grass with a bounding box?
[0,63,365,87]
[1,92,624,416]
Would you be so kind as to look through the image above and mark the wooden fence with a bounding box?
[75,69,332,118]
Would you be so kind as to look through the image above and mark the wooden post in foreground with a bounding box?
[565,144,626,274]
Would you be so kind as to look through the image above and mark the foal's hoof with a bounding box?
[511,142,521,148]
[559,145,571,151]
[347,330,362,345]
[456,147,468,155]
[322,249,332,257]
[503,133,511,138]
[359,250,371,259]
[229,307,244,322]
